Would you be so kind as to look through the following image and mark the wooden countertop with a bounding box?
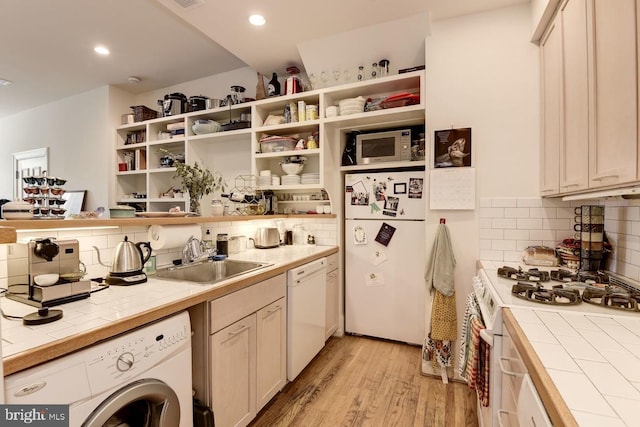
[503,308,578,427]
[3,246,338,376]
[1,214,335,230]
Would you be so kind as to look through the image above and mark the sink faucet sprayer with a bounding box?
[182,235,208,264]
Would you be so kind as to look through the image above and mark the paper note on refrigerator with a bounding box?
[365,271,385,287]
[370,249,388,265]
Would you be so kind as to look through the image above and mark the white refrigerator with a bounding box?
[344,169,426,345]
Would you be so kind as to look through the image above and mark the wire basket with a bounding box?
[130,105,158,122]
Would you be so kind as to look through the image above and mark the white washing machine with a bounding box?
[5,311,193,427]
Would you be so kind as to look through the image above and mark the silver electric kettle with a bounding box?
[93,236,152,285]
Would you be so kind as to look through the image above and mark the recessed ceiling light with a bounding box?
[0,77,13,86]
[94,46,110,55]
[249,14,266,26]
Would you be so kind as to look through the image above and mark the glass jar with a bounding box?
[211,199,224,216]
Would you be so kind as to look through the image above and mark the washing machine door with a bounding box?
[82,379,180,427]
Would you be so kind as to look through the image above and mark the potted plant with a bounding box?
[160,150,226,215]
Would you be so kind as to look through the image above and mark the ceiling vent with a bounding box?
[172,0,204,9]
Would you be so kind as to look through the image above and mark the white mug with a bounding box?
[323,205,332,214]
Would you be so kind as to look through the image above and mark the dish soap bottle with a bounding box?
[202,229,214,254]
[268,72,280,97]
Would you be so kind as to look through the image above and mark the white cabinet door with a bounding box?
[325,268,339,339]
[540,17,562,196]
[559,0,589,193]
[256,297,286,411]
[588,0,638,188]
[210,314,257,427]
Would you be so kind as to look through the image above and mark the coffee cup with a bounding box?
[574,223,603,232]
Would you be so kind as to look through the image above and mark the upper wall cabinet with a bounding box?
[540,0,639,197]
[540,16,562,196]
[587,0,638,188]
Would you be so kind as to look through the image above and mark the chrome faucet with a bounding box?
[182,235,205,264]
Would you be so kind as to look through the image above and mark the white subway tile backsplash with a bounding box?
[479,249,503,261]
[528,229,556,241]
[479,198,492,208]
[504,207,530,218]
[479,229,503,240]
[529,207,557,219]
[517,218,543,229]
[490,198,517,208]
[479,218,492,229]
[492,240,516,251]
[503,251,523,262]
[491,218,517,229]
[516,198,543,208]
[504,229,530,240]
[479,207,504,218]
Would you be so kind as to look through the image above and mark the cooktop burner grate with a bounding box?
[498,266,550,282]
[582,287,640,311]
[549,269,609,284]
[511,282,582,305]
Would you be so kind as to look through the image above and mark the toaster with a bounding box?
[253,227,280,249]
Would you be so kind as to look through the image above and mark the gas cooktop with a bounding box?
[483,262,640,316]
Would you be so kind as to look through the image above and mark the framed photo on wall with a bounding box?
[434,127,472,168]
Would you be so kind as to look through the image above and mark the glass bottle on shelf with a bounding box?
[267,73,280,97]
[370,62,378,79]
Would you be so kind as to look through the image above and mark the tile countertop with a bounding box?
[1,245,338,376]
[504,307,640,427]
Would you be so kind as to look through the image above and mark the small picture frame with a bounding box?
[394,183,407,194]
[434,127,472,168]
[61,190,86,217]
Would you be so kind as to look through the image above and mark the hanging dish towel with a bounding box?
[422,222,457,379]
[458,293,481,377]
[425,223,456,296]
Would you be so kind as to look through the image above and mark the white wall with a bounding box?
[0,87,111,209]
[424,3,539,377]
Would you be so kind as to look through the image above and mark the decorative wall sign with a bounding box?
[408,178,424,199]
[374,222,397,246]
[434,127,472,168]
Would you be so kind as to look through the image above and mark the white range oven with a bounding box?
[474,261,640,427]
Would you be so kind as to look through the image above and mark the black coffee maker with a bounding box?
[342,131,359,166]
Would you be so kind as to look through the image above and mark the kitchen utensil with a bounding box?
[33,238,60,261]
[161,92,187,116]
[230,85,246,104]
[34,273,59,286]
[94,236,151,285]
[188,95,209,112]
[253,227,280,248]
[378,59,390,77]
[206,98,223,109]
[2,200,34,220]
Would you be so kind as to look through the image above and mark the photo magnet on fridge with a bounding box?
[408,178,424,199]
[374,222,396,246]
[434,127,472,168]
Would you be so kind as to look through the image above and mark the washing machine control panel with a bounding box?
[82,314,191,395]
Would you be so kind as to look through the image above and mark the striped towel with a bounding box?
[458,293,481,378]
[477,338,491,407]
[461,315,484,390]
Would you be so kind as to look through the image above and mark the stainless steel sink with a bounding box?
[155,259,272,285]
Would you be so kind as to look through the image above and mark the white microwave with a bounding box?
[355,129,412,165]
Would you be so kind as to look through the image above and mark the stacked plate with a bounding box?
[301,173,320,185]
[258,175,271,186]
[281,175,301,185]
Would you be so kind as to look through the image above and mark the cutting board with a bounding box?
[0,226,17,243]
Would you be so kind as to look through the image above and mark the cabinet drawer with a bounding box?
[210,273,286,334]
[326,252,339,272]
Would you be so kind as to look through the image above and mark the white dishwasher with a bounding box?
[287,257,327,381]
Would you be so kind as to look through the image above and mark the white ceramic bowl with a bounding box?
[34,273,59,286]
[192,119,221,135]
[281,162,304,176]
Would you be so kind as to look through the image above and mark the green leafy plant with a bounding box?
[159,149,226,214]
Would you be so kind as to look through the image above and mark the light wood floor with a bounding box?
[249,335,478,427]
